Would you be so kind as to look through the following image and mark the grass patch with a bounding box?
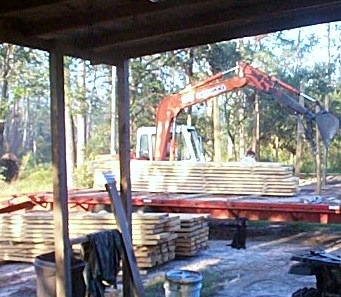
[144,275,165,297]
[200,269,235,296]
[283,222,341,232]
[283,222,325,232]
[248,220,274,227]
[1,165,52,197]
[247,220,341,233]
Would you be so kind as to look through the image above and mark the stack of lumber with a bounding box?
[170,213,210,256]
[91,156,299,196]
[0,212,54,262]
[132,213,179,272]
[0,211,180,272]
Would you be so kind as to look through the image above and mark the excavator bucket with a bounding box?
[316,111,340,148]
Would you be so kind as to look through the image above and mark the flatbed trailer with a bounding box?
[1,188,336,224]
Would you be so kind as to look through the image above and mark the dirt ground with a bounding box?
[1,228,341,297]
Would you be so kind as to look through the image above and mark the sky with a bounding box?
[280,21,340,65]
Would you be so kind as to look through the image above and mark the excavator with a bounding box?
[135,61,339,161]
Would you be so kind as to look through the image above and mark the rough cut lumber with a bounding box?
[169,213,210,257]
[91,157,299,196]
[0,211,181,273]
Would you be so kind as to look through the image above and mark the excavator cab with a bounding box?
[135,125,205,161]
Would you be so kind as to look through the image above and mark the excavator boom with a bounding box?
[154,76,247,160]
[152,61,339,161]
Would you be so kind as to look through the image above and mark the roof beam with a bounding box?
[6,0,210,38]
[0,18,54,51]
[0,0,339,65]
[0,0,68,15]
[76,0,340,52]
[90,4,340,64]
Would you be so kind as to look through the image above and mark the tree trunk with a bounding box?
[252,93,260,160]
[64,61,75,188]
[76,61,86,167]
[0,120,4,157]
[186,49,195,126]
[295,93,305,177]
[238,93,245,159]
[322,23,332,186]
[22,96,31,154]
[213,96,221,162]
[9,101,19,155]
[111,66,118,155]
[315,105,321,195]
[274,136,279,161]
[322,95,329,186]
[76,114,86,166]
[0,44,14,156]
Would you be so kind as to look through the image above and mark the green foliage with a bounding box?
[85,123,111,158]
[1,163,52,195]
[21,165,52,188]
[73,162,93,188]
[206,41,241,72]
[300,152,315,173]
[19,152,51,178]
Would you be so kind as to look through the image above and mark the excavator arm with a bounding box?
[239,61,340,151]
[154,74,247,160]
[153,61,339,161]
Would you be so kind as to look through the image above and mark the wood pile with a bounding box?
[0,212,54,262]
[170,213,210,257]
[0,211,208,272]
[92,156,299,196]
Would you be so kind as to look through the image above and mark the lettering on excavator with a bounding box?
[196,85,226,100]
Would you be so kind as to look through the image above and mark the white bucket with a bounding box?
[164,270,202,297]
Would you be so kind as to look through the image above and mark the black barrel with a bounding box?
[34,252,86,297]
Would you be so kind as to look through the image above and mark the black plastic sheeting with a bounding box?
[81,229,123,297]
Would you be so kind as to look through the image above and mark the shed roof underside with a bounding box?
[0,1,340,65]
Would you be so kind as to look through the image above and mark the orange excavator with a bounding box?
[143,61,339,161]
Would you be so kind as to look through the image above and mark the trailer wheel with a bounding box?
[292,287,318,297]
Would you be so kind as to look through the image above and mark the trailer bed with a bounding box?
[16,187,341,224]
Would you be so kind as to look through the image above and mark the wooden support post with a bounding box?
[116,59,133,297]
[50,51,72,297]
